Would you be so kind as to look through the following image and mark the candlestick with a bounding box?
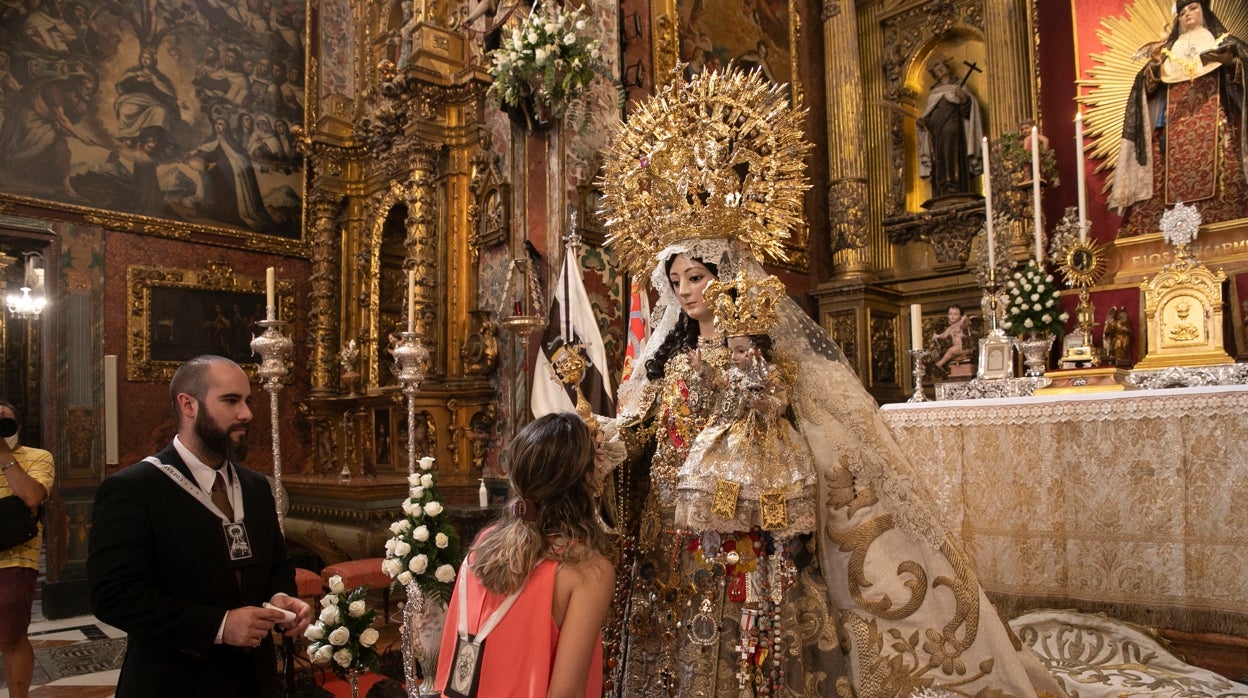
[907,349,929,403]
[1074,112,1088,242]
[104,354,119,465]
[265,267,275,321]
[406,269,416,333]
[250,317,293,532]
[981,137,995,270]
[1031,125,1044,263]
[909,304,923,350]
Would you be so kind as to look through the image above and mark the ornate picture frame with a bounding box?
[126,262,294,382]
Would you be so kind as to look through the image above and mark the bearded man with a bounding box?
[87,355,311,697]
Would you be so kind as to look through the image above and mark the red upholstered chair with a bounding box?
[295,567,323,603]
[321,558,392,618]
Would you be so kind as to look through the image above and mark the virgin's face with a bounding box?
[1178,2,1204,31]
[667,254,715,322]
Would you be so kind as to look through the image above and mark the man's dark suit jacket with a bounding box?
[87,443,296,698]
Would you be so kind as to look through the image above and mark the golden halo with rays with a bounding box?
[597,65,811,279]
[1080,0,1248,193]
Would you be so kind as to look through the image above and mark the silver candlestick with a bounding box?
[907,349,929,403]
[392,331,429,476]
[250,317,293,532]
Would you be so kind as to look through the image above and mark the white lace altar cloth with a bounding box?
[881,385,1248,635]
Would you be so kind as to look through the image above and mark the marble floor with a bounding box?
[0,599,126,698]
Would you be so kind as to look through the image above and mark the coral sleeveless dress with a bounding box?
[434,556,603,698]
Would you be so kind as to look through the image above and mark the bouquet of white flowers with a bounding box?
[1003,260,1068,337]
[382,456,464,605]
[303,576,381,678]
[486,1,603,120]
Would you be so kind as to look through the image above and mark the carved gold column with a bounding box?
[984,0,1037,261]
[306,192,342,397]
[823,1,874,281]
[405,148,440,371]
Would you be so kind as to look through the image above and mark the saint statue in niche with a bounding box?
[916,54,984,205]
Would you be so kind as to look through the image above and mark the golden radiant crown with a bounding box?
[599,66,811,278]
[703,274,786,337]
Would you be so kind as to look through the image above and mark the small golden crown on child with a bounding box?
[703,274,786,337]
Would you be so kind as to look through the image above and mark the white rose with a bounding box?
[394,540,412,557]
[591,47,600,59]
[410,503,423,518]
[1033,303,1042,311]
[526,31,537,43]
[328,575,345,594]
[1045,274,1055,283]
[1023,318,1035,328]
[384,537,398,554]
[1045,298,1055,308]
[1059,312,1070,322]
[410,486,425,499]
[348,600,367,618]
[1042,314,1052,323]
[382,558,403,577]
[399,520,412,532]
[304,623,325,641]
[407,473,422,487]
[1002,321,1013,329]
[545,22,557,33]
[1013,272,1022,280]
[564,32,576,45]
[401,500,415,516]
[397,571,413,586]
[1037,284,1046,292]
[1030,293,1040,301]
[328,625,351,647]
[434,564,456,584]
[419,456,435,471]
[575,18,585,30]
[333,647,353,668]
[312,644,334,665]
[390,521,406,535]
[421,474,433,488]
[413,525,430,542]
[319,605,340,625]
[320,594,338,609]
[360,627,380,648]
[435,532,449,549]
[409,554,429,574]
[424,501,443,517]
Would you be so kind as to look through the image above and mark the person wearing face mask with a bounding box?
[0,401,53,698]
[87,355,311,698]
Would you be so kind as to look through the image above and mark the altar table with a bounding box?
[880,385,1248,635]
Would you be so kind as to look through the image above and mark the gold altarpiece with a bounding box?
[287,1,502,563]
[811,0,1040,400]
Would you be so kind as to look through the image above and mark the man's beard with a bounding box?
[195,408,248,462]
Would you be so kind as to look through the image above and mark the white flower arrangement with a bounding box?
[1003,260,1068,337]
[382,456,464,605]
[487,1,604,119]
[304,576,380,678]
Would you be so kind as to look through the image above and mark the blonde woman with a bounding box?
[435,413,614,698]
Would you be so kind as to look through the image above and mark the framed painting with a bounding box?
[0,0,308,255]
[652,0,800,98]
[127,262,294,382]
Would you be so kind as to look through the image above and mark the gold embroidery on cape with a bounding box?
[760,489,789,529]
[711,478,741,519]
[827,514,927,621]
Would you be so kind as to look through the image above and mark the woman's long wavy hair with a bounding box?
[645,255,719,381]
[469,413,611,595]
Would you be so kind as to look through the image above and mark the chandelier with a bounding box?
[6,252,46,320]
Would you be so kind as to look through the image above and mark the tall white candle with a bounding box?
[1074,112,1088,242]
[407,269,416,333]
[1031,125,1044,263]
[104,354,119,465]
[910,304,923,349]
[265,267,275,320]
[981,137,995,270]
